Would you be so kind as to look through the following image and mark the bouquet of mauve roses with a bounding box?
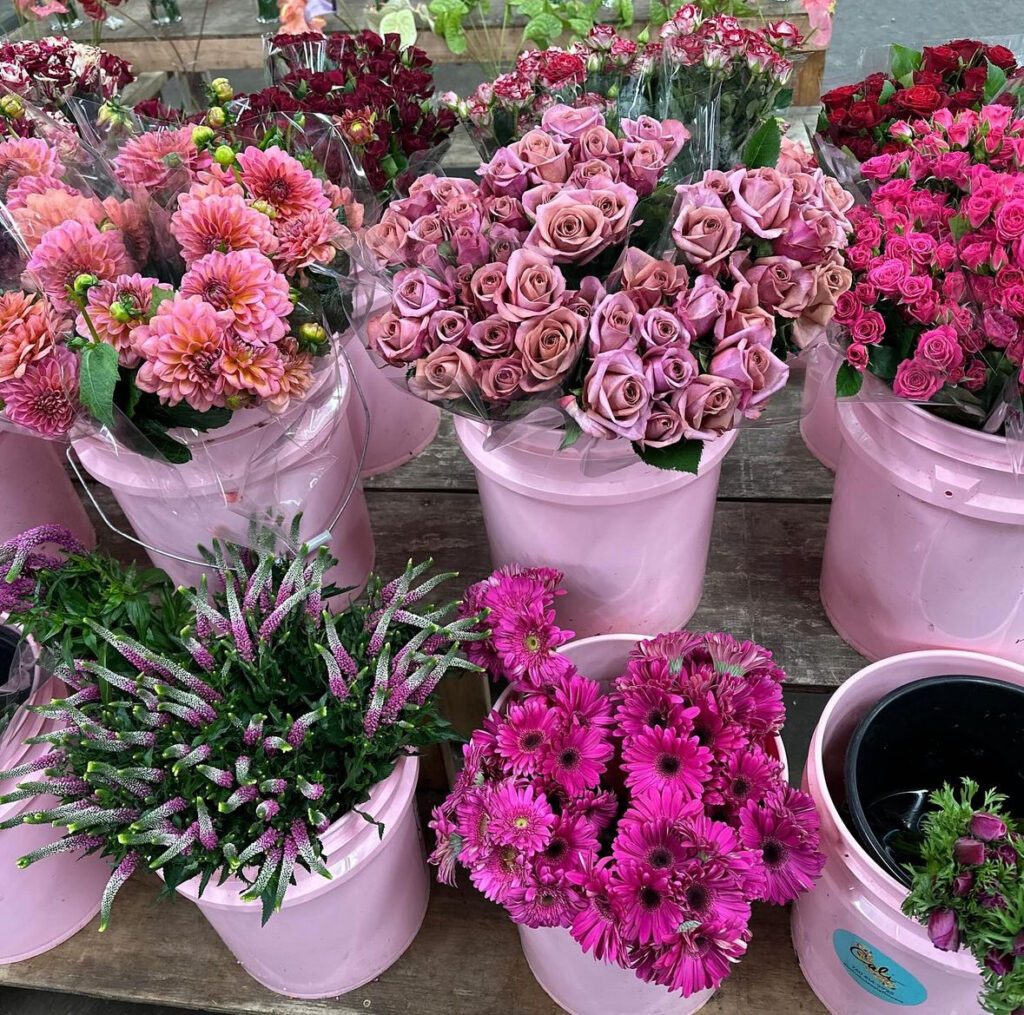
[430,566,824,997]
[361,104,853,471]
[448,15,800,171]
[817,39,1022,165]
[0,121,364,460]
[831,104,1024,432]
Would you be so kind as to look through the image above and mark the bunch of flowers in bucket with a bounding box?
[818,39,1021,164]
[904,780,1024,1015]
[0,524,486,927]
[831,104,1024,431]
[447,14,801,169]
[0,120,365,458]
[362,105,853,470]
[429,567,824,996]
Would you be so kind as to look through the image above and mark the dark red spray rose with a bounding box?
[861,72,891,98]
[948,38,986,64]
[912,69,944,89]
[962,64,988,94]
[892,85,944,115]
[985,44,1017,70]
[822,83,861,111]
[947,88,983,111]
[847,136,878,161]
[921,44,960,74]
[844,100,885,130]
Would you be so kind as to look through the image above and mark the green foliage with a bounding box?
[78,342,120,429]
[903,780,1024,1015]
[890,43,922,83]
[984,60,1008,104]
[631,437,704,474]
[741,117,782,169]
[835,361,864,398]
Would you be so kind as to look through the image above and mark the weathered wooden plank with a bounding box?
[0,870,826,1014]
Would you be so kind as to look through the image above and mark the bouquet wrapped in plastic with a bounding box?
[357,104,854,472]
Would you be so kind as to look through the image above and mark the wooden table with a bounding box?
[0,392,848,1014]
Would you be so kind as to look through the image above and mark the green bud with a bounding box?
[250,199,276,218]
[214,144,236,167]
[191,125,215,147]
[210,77,234,103]
[109,302,132,324]
[0,95,24,118]
[299,322,327,346]
[207,106,227,129]
[73,273,99,295]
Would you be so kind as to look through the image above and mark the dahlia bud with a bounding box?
[109,301,133,324]
[191,125,215,147]
[0,95,24,118]
[250,199,276,219]
[210,77,234,103]
[214,144,236,167]
[206,106,227,128]
[73,273,100,295]
[298,322,327,347]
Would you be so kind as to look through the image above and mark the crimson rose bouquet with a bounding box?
[430,567,824,997]
[361,105,853,471]
[817,39,1022,165]
[831,104,1024,432]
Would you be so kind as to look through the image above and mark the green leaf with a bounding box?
[878,79,896,105]
[567,16,592,35]
[513,0,544,16]
[559,418,582,450]
[427,0,463,13]
[444,20,467,53]
[631,438,704,474]
[79,343,120,428]
[949,214,971,243]
[897,71,916,89]
[867,344,900,382]
[148,286,175,316]
[133,420,192,464]
[983,60,1008,103]
[522,11,562,45]
[774,87,793,111]
[379,7,417,47]
[834,361,863,398]
[741,117,782,169]
[890,43,921,81]
[617,0,634,29]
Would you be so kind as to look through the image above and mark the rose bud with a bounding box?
[927,910,959,952]
[951,872,974,897]
[970,812,1008,842]
[984,950,1014,977]
[953,837,986,866]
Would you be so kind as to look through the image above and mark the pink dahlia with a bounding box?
[113,126,211,193]
[236,145,331,222]
[495,698,558,775]
[738,800,825,904]
[265,339,314,413]
[0,345,79,436]
[170,194,279,268]
[12,189,104,252]
[78,274,170,368]
[6,174,80,211]
[568,855,627,966]
[506,867,583,928]
[219,337,285,402]
[270,207,343,277]
[0,292,61,384]
[180,250,292,347]
[621,726,712,799]
[487,782,556,855]
[0,137,61,198]
[101,197,153,267]
[543,724,613,796]
[608,860,683,945]
[134,295,234,412]
[26,219,134,315]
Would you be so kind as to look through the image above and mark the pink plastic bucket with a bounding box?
[820,397,1024,663]
[175,755,428,998]
[514,634,786,1015]
[454,420,737,639]
[791,650,1024,1013]
[0,432,94,548]
[0,678,110,964]
[799,344,843,471]
[71,361,374,598]
[342,332,440,478]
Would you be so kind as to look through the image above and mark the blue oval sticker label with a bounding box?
[832,929,928,1006]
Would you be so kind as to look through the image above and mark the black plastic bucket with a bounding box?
[845,674,1024,886]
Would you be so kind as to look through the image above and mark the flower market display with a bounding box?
[904,780,1024,1015]
[429,566,824,1003]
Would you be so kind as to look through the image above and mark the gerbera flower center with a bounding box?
[545,836,567,861]
[513,815,530,830]
[648,846,673,869]
[499,846,518,873]
[559,747,580,770]
[763,838,787,868]
[685,884,709,913]
[524,633,542,653]
[520,731,544,750]
[656,752,681,776]
[646,707,667,727]
[640,886,663,910]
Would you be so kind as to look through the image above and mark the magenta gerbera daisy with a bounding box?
[720,746,781,814]
[487,782,556,855]
[540,812,600,870]
[636,917,749,996]
[738,800,825,904]
[612,816,688,872]
[553,672,613,729]
[724,670,786,737]
[674,857,752,927]
[491,599,575,687]
[621,726,712,799]
[544,723,613,796]
[572,787,620,831]
[608,860,683,945]
[506,866,583,928]
[568,855,628,966]
[236,145,332,222]
[614,684,697,737]
[625,785,704,829]
[495,698,558,775]
[469,843,529,904]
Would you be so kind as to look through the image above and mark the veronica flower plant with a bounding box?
[904,779,1024,1015]
[0,529,486,928]
[429,566,824,997]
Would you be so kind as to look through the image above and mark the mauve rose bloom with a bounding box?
[441,194,484,232]
[744,256,814,318]
[675,180,728,211]
[892,358,944,401]
[672,203,742,272]
[589,291,640,354]
[487,224,522,264]
[477,355,526,402]
[447,263,475,306]
[565,276,607,319]
[452,225,491,268]
[677,275,727,338]
[639,397,686,448]
[390,190,437,222]
[541,103,605,141]
[408,345,477,401]
[953,837,986,866]
[578,348,653,440]
[427,308,472,348]
[621,247,689,311]
[620,115,690,162]
[522,183,562,220]
[569,159,619,188]
[927,910,959,952]
[407,214,448,251]
[801,258,853,326]
[511,129,572,185]
[579,125,622,162]
[368,309,427,366]
[775,206,835,263]
[525,193,612,265]
[717,306,775,350]
[470,262,509,315]
[496,248,567,323]
[392,268,453,319]
[621,139,670,195]
[364,212,410,265]
[639,307,694,348]
[485,194,529,231]
[468,316,517,357]
[479,149,530,199]
[422,176,476,204]
[681,374,739,439]
[515,307,585,392]
[643,345,698,394]
[710,338,789,412]
[970,812,1008,842]
[821,175,855,219]
[583,179,639,243]
[727,167,794,239]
